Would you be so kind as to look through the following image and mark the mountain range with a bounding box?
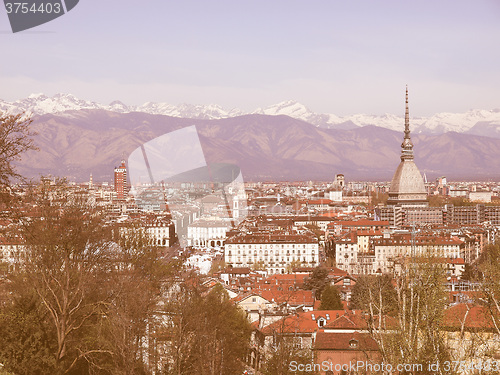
[2,94,500,137]
[12,109,500,182]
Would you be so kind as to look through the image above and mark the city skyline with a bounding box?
[1,0,500,116]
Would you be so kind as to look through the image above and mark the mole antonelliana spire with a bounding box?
[401,85,414,161]
[387,86,428,207]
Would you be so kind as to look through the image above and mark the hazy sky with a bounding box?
[1,0,499,116]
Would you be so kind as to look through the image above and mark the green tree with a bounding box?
[303,267,329,299]
[163,281,252,375]
[319,284,342,310]
[0,289,57,374]
[209,259,226,275]
[460,262,481,281]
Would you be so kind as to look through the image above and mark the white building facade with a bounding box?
[373,235,463,274]
[187,218,231,247]
[225,232,319,274]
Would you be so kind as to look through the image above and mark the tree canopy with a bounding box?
[0,112,37,188]
[319,284,342,310]
[350,274,397,314]
[303,267,329,299]
[0,182,176,374]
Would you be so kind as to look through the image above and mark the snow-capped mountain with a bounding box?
[1,94,500,135]
[253,100,341,127]
[0,93,243,120]
[136,102,243,120]
[0,93,107,115]
[253,101,500,134]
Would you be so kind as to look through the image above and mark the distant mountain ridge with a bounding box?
[13,110,500,182]
[2,94,500,137]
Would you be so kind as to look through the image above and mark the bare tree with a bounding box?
[260,313,318,375]
[480,244,500,334]
[366,258,454,374]
[162,281,252,375]
[20,192,115,373]
[0,112,37,188]
[10,181,171,374]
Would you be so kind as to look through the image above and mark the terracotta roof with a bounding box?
[261,310,348,335]
[233,291,271,304]
[293,216,335,222]
[256,289,315,307]
[323,310,398,331]
[222,267,251,274]
[327,267,349,278]
[308,199,333,205]
[315,331,379,351]
[442,304,496,331]
[292,267,316,273]
[356,229,384,236]
[320,212,340,218]
[332,220,390,227]
[323,312,368,330]
[261,273,309,284]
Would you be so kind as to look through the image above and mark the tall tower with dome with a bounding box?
[387,87,428,207]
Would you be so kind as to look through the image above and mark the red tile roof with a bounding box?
[327,267,349,278]
[323,310,398,330]
[315,331,379,351]
[323,312,368,330]
[308,199,333,205]
[261,310,348,335]
[331,219,390,227]
[442,304,496,331]
[222,267,251,274]
[256,289,315,307]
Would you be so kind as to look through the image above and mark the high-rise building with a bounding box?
[387,87,428,207]
[114,159,128,200]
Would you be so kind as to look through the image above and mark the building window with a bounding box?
[292,337,302,348]
[349,339,358,349]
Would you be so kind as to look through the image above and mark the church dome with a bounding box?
[389,160,426,195]
[387,87,428,207]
